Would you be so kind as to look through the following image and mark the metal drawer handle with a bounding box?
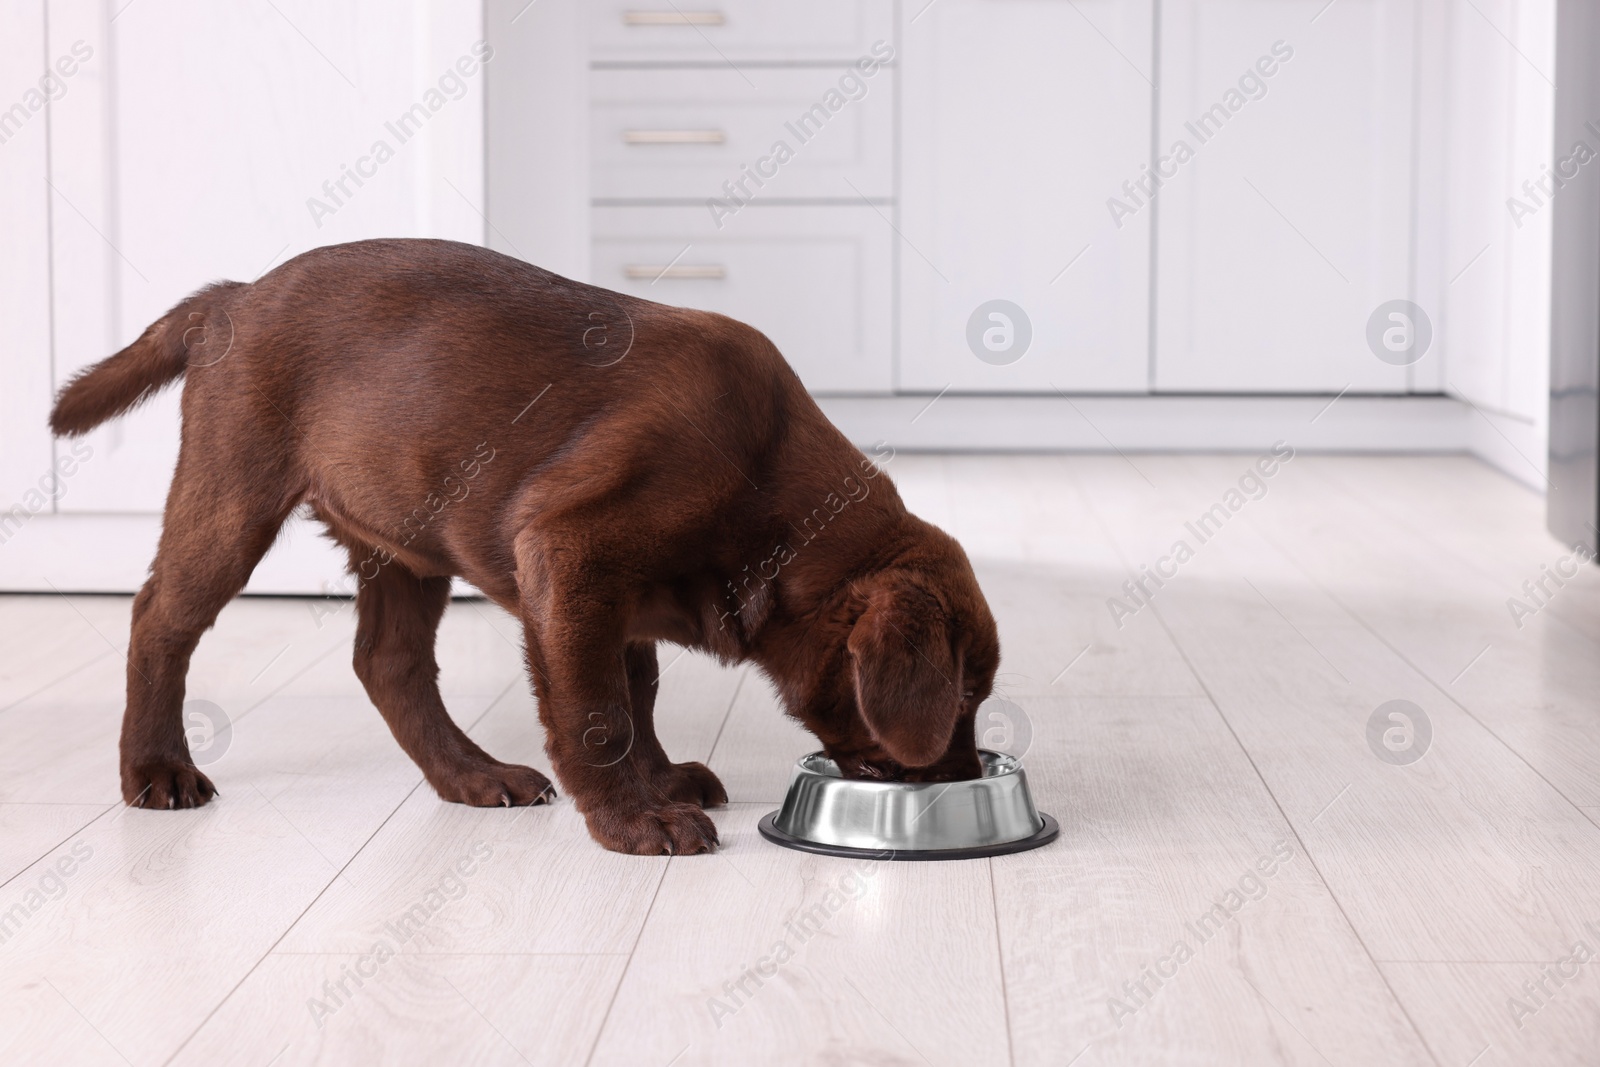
[623,129,726,145]
[624,10,725,25]
[625,264,726,281]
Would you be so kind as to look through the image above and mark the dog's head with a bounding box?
[817,525,999,783]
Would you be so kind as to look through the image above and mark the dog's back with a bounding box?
[49,239,833,601]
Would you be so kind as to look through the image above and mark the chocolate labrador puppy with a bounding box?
[49,239,999,855]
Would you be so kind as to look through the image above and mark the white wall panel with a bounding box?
[1503,0,1556,425]
[1433,0,1553,481]
[0,6,57,528]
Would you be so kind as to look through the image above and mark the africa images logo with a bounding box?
[1365,300,1432,366]
[1365,699,1431,766]
[966,300,1032,366]
[183,699,232,766]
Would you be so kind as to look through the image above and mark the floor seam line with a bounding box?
[464,674,523,734]
[0,646,117,717]
[581,856,674,1067]
[237,633,352,722]
[702,664,750,767]
[1149,601,1447,1067]
[1061,457,1444,1067]
[988,856,1017,1067]
[0,802,119,893]
[1252,520,1600,833]
[158,777,428,1067]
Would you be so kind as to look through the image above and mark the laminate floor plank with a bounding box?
[170,951,628,1067]
[0,803,110,889]
[1381,959,1600,1067]
[587,805,1011,1067]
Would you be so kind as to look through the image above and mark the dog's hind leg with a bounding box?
[121,454,298,808]
[350,555,555,807]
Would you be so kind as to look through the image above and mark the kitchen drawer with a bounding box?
[592,66,894,201]
[593,205,892,393]
[591,0,893,63]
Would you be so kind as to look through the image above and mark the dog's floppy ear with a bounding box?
[846,574,962,767]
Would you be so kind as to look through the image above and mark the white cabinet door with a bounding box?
[899,0,1155,393]
[1153,0,1417,392]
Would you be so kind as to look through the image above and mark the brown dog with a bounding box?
[49,238,999,855]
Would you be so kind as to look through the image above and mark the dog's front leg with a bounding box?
[516,548,719,855]
[623,641,728,809]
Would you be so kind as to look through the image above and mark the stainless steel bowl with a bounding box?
[758,750,1059,860]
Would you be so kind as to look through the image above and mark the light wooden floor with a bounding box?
[3,454,1598,1066]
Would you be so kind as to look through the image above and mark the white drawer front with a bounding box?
[592,66,894,201]
[593,205,892,393]
[591,1,892,63]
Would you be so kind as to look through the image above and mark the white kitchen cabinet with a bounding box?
[588,3,896,394]
[592,205,893,393]
[898,0,1156,393]
[1153,0,1417,392]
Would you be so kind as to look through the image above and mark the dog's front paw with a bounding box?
[652,761,728,809]
[123,759,217,809]
[430,761,556,807]
[585,801,718,855]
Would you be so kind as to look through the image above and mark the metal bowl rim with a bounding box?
[791,749,1025,793]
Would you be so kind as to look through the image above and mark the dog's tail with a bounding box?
[48,280,245,437]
